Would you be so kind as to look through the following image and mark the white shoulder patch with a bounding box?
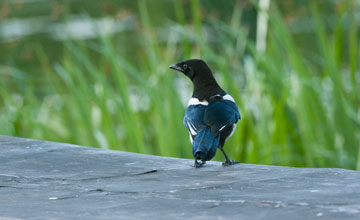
[223,94,235,103]
[188,98,209,106]
[188,94,235,106]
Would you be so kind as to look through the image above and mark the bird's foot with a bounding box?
[194,160,206,168]
[222,160,240,166]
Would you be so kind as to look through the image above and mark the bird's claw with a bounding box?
[222,160,240,166]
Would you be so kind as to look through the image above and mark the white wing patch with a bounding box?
[225,124,237,141]
[189,133,193,144]
[187,122,197,136]
[219,125,226,131]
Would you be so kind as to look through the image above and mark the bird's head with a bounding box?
[169,59,212,80]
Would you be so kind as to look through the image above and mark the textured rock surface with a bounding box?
[1,135,360,220]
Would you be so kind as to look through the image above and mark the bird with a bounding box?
[169,59,241,168]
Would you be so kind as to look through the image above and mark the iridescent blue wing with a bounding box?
[183,105,207,143]
[204,100,241,137]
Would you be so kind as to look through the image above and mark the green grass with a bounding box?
[0,1,359,169]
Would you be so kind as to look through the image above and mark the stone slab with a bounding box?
[1,135,360,220]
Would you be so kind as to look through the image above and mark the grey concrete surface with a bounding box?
[1,135,360,220]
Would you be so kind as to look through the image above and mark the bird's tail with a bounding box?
[192,128,220,161]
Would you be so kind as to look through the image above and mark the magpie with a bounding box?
[169,59,241,168]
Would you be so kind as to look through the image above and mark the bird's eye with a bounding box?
[182,64,188,70]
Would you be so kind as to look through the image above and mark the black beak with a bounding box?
[169,63,183,72]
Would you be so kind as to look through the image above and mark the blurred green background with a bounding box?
[0,0,359,169]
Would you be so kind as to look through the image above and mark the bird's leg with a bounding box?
[194,159,206,168]
[219,147,239,166]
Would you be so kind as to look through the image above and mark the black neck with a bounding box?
[191,76,226,102]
